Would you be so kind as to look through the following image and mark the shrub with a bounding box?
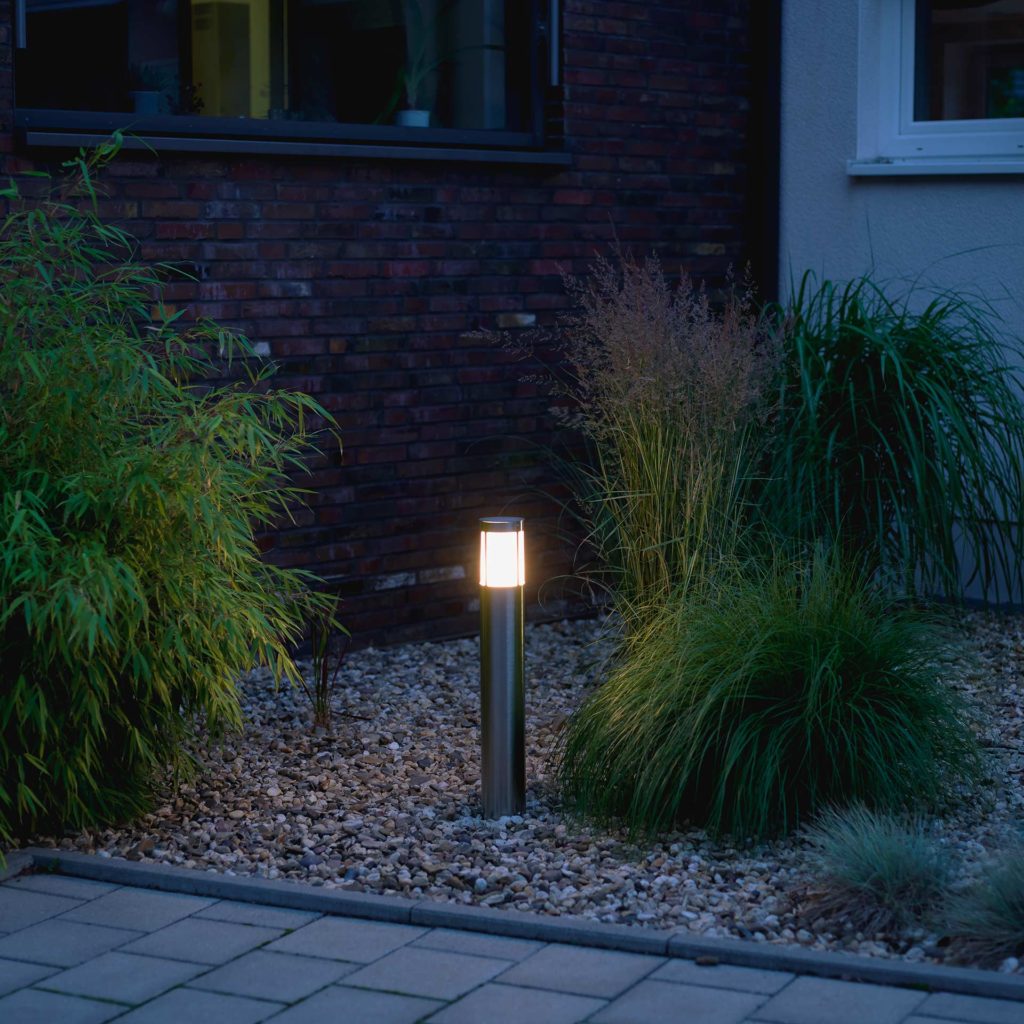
[559,546,979,839]
[945,847,1024,964]
[804,805,951,934]
[552,254,775,628]
[757,273,1024,602]
[0,140,340,846]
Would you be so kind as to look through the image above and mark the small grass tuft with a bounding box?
[945,847,1024,965]
[804,805,951,934]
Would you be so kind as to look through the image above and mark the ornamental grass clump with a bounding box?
[945,847,1024,965]
[804,805,951,934]
[0,140,340,846]
[554,255,776,629]
[757,272,1024,602]
[559,546,980,839]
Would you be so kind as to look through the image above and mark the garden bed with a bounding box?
[30,612,1023,972]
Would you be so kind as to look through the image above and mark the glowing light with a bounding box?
[479,518,525,588]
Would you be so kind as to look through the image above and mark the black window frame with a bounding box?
[13,0,568,165]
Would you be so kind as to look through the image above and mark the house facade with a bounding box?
[780,1,1024,337]
[0,1,764,644]
[780,0,1024,602]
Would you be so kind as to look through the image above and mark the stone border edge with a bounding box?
[10,847,1024,1003]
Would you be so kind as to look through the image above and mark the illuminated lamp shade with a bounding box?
[479,518,526,587]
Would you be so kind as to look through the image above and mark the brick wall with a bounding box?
[0,1,756,646]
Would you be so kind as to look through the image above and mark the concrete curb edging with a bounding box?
[10,847,1024,1003]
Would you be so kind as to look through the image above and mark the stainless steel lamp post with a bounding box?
[478,516,526,817]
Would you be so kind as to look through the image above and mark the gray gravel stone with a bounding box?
[24,612,1024,973]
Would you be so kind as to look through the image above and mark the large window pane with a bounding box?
[18,0,528,131]
[915,0,1024,120]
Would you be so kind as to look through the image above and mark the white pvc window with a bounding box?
[855,0,1024,171]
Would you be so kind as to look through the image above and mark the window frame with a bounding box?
[12,0,567,164]
[852,0,1024,174]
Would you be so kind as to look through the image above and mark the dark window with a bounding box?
[15,0,556,149]
[915,0,1024,121]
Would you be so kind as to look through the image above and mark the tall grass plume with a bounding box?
[553,254,776,626]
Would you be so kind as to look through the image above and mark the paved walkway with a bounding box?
[0,863,1022,1023]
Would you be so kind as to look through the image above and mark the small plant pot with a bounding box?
[131,91,162,115]
[395,108,430,128]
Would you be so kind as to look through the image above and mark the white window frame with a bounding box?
[852,0,1024,175]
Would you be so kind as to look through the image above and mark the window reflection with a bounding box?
[915,0,1024,120]
[19,0,522,131]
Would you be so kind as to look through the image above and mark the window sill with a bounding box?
[847,157,1024,177]
[15,110,571,167]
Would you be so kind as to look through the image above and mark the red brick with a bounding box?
[0,0,755,646]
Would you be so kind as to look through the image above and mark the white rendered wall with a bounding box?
[779,0,1024,338]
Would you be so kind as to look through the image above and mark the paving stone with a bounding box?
[0,886,82,931]
[412,929,545,962]
[190,949,357,1003]
[916,991,1024,1023]
[270,986,443,1024]
[5,875,118,900]
[61,886,214,931]
[0,987,122,1024]
[265,916,425,963]
[120,918,282,964]
[194,899,321,931]
[111,986,281,1024]
[751,976,926,1024]
[344,945,509,1000]
[0,919,142,967]
[592,979,765,1024]
[410,902,669,955]
[427,982,607,1023]
[651,958,795,994]
[496,944,665,999]
[0,958,57,997]
[40,951,206,1004]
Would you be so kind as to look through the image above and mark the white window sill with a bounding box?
[848,158,1024,177]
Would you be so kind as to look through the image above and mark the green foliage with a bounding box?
[552,254,775,629]
[559,546,979,839]
[946,847,1024,964]
[0,138,340,846]
[804,805,951,933]
[297,591,347,732]
[757,273,1024,602]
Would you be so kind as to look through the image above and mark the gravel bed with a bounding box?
[28,611,1023,971]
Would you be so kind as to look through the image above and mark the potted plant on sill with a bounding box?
[384,0,505,129]
[393,0,441,127]
[128,64,168,115]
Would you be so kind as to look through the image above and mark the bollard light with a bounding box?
[478,516,526,817]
